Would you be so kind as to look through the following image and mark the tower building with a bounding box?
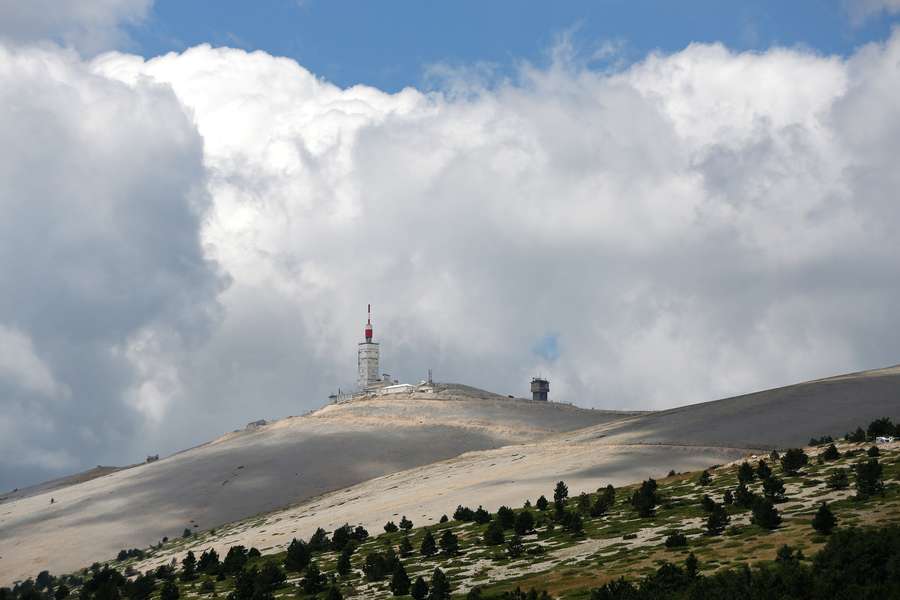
[531,377,549,401]
[358,304,380,390]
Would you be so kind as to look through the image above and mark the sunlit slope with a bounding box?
[3,367,897,584]
[0,386,628,583]
[113,365,898,580]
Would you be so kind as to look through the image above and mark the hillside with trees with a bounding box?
[4,418,898,599]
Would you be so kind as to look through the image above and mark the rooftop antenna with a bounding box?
[365,304,373,342]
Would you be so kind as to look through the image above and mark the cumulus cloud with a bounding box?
[0,325,67,399]
[0,43,222,488]
[97,36,900,422]
[0,0,152,54]
[6,31,900,489]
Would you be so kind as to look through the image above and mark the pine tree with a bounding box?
[506,534,524,558]
[308,528,330,552]
[781,448,809,475]
[410,576,428,600]
[399,535,414,557]
[514,510,535,535]
[160,581,179,600]
[197,549,220,573]
[562,511,584,535]
[473,506,491,524]
[420,530,437,557]
[126,571,156,600]
[324,586,343,600]
[734,482,756,508]
[484,520,505,545]
[812,502,837,535]
[847,426,866,443]
[232,567,257,600]
[590,496,609,518]
[336,546,353,577]
[685,553,699,578]
[362,552,388,582]
[222,546,249,575]
[723,489,734,505]
[399,516,414,531]
[601,484,616,506]
[496,506,516,529]
[706,504,729,536]
[762,476,786,501]
[180,551,197,581]
[577,492,591,514]
[284,538,310,572]
[331,524,352,551]
[535,495,549,511]
[389,562,410,596]
[553,481,569,509]
[737,461,754,484]
[756,460,772,480]
[302,562,324,595]
[698,470,711,486]
[35,573,53,592]
[259,562,286,591]
[428,568,451,600]
[453,505,474,521]
[383,521,398,533]
[822,444,840,461]
[384,545,400,574]
[866,417,896,439]
[854,458,884,499]
[439,529,459,556]
[352,525,369,542]
[630,479,658,518]
[826,468,849,490]
[752,498,782,530]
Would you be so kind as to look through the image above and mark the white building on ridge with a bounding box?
[358,304,381,391]
[329,305,425,403]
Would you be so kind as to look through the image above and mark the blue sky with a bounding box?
[131,1,898,91]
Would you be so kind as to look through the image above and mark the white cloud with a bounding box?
[7,31,900,488]
[0,0,152,54]
[0,325,67,399]
[846,0,900,24]
[0,42,222,487]
[96,35,900,419]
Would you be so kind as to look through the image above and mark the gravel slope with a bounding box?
[0,387,629,583]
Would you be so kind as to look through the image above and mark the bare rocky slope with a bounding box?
[2,367,898,584]
[0,385,630,583]
[572,364,900,448]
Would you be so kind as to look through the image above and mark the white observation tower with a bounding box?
[357,304,380,390]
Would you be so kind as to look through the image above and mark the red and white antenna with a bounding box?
[365,304,373,342]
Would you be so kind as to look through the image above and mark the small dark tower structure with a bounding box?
[531,377,550,401]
